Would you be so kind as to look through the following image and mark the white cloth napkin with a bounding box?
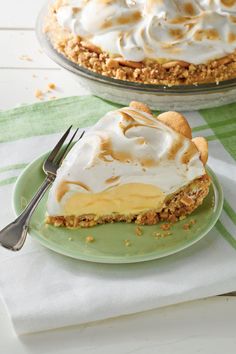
[0,99,236,335]
[0,231,236,335]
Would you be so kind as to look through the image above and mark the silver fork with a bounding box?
[0,127,84,251]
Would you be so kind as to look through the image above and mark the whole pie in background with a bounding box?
[44,0,236,85]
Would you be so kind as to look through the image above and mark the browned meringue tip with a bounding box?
[129,101,152,114]
[157,111,192,139]
[192,137,208,165]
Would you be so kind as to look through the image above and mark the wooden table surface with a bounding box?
[0,1,236,353]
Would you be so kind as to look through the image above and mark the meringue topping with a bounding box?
[47,105,205,217]
[55,0,236,64]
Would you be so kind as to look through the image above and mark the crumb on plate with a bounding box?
[183,219,197,230]
[86,235,95,243]
[183,223,190,230]
[135,226,143,236]
[160,223,171,231]
[163,231,172,237]
[153,231,161,238]
[124,239,131,247]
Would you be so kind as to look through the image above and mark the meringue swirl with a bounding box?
[55,0,236,64]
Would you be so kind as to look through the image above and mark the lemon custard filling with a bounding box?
[60,183,165,216]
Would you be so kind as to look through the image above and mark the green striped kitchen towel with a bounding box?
[0,96,235,335]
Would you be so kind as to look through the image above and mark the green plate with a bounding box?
[13,153,223,263]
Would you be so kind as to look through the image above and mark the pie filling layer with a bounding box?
[62,183,165,216]
[46,175,211,227]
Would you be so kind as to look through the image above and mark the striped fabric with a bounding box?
[1,96,236,334]
[0,96,235,250]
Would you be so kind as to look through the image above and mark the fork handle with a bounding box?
[0,177,53,251]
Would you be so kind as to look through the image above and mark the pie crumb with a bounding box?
[35,89,43,100]
[124,239,131,247]
[183,223,190,230]
[135,226,143,236]
[183,219,196,230]
[160,223,171,231]
[163,231,172,237]
[48,82,56,90]
[86,235,95,243]
[19,55,32,62]
[189,219,196,225]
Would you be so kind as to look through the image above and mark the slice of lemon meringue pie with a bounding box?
[46,101,210,228]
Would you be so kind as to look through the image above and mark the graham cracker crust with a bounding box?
[44,3,236,86]
[46,174,211,228]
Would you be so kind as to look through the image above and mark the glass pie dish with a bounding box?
[36,2,236,111]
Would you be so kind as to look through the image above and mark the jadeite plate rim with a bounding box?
[12,152,223,264]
